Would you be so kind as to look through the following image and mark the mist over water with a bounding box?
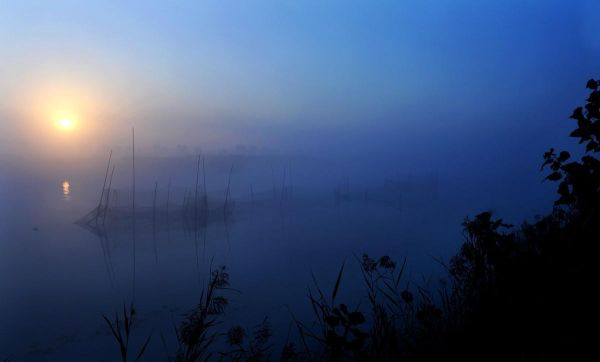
[1,142,555,360]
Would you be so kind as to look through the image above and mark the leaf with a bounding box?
[551,161,561,171]
[570,127,585,138]
[557,181,570,197]
[586,79,598,90]
[332,261,345,303]
[545,172,562,181]
[586,140,598,152]
[558,151,570,162]
[310,273,325,301]
[562,161,582,174]
[324,315,340,327]
[570,107,583,118]
[541,148,555,170]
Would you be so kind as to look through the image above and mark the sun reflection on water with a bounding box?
[62,180,71,200]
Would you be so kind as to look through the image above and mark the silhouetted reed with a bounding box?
[173,265,231,361]
[220,318,273,361]
[102,303,152,362]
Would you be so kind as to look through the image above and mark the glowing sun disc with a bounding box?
[57,118,74,130]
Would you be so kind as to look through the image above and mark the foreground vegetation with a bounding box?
[105,79,599,361]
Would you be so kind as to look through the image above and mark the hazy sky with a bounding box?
[1,0,599,161]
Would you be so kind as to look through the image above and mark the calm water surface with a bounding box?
[0,158,550,361]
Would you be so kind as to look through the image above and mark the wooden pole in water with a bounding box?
[166,178,171,220]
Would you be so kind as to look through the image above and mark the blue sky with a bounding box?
[0,0,599,160]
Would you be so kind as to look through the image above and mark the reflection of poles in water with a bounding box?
[397,192,403,212]
[194,154,201,227]
[288,159,293,198]
[103,165,115,226]
[182,188,189,218]
[112,189,118,208]
[278,177,290,235]
[202,225,207,262]
[166,178,171,221]
[192,216,207,287]
[193,157,199,262]
[97,230,116,288]
[224,164,233,220]
[202,158,207,196]
[153,181,158,225]
[131,127,137,302]
[153,181,158,264]
[193,156,203,276]
[224,216,231,253]
[153,223,158,264]
[280,166,287,209]
[271,166,277,200]
[132,128,136,217]
[166,178,172,244]
[202,157,208,224]
[194,229,201,286]
[96,149,113,224]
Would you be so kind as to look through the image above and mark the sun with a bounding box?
[59,118,73,129]
[55,117,76,131]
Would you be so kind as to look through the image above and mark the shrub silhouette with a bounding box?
[542,78,600,214]
[294,79,600,361]
[436,79,600,361]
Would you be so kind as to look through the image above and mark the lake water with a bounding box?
[0,156,553,361]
